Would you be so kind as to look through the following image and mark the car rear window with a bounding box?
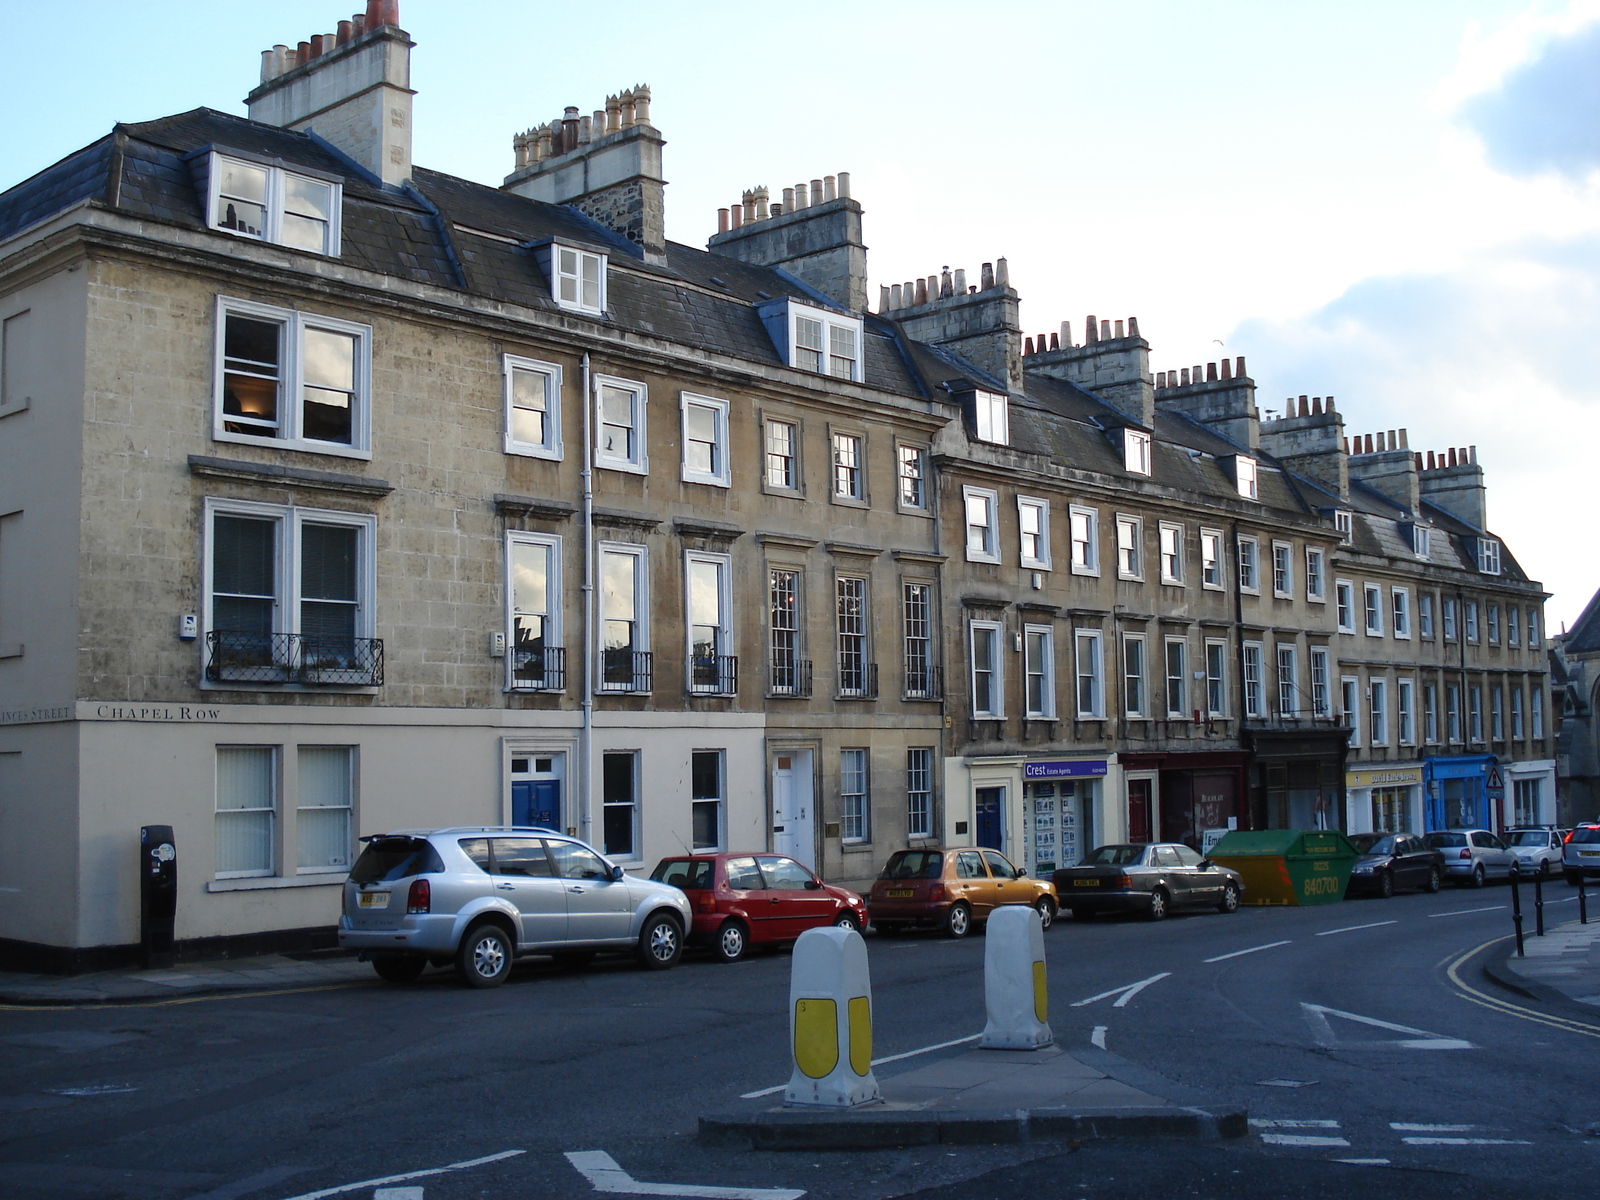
[1571,827,1600,844]
[1351,834,1395,854]
[1083,845,1143,866]
[350,838,444,883]
[1508,831,1551,847]
[652,859,714,890]
[879,851,944,881]
[1426,832,1468,848]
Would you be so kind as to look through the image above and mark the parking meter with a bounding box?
[140,825,177,968]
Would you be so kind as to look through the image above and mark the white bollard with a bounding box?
[979,904,1054,1050]
[784,926,881,1107]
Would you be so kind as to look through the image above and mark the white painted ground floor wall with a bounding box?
[0,702,765,953]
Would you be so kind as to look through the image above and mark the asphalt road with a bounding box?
[3,880,1598,1200]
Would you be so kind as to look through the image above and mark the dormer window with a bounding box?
[1476,537,1501,575]
[207,152,341,256]
[1334,510,1354,543]
[971,390,1009,445]
[554,245,607,315]
[1412,524,1431,559]
[758,299,864,382]
[1232,455,1258,500]
[1123,430,1152,475]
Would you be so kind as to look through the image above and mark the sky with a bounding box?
[2,0,1596,626]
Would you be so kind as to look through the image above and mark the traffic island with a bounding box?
[699,1043,1248,1149]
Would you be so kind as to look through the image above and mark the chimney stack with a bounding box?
[1154,354,1259,451]
[1419,443,1488,530]
[706,167,866,309]
[248,2,414,188]
[888,256,1022,392]
[1024,313,1154,426]
[1259,392,1347,500]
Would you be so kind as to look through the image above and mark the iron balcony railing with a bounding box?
[689,654,739,696]
[510,645,566,691]
[206,630,384,687]
[904,663,942,700]
[600,649,653,693]
[839,662,879,700]
[769,658,813,698]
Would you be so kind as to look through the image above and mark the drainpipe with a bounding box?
[580,352,595,848]
[1231,520,1251,826]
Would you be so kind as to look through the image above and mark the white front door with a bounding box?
[772,750,815,870]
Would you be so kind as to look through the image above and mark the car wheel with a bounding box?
[1146,888,1170,921]
[371,955,426,983]
[550,950,596,969]
[1034,896,1056,931]
[832,910,861,933]
[1537,859,1551,880]
[636,912,684,970]
[1423,866,1442,893]
[944,901,972,939]
[713,919,749,964]
[1376,870,1394,899]
[1468,863,1486,889]
[1216,883,1240,914]
[455,922,514,989]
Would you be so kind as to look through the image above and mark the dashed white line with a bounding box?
[1250,1119,1342,1128]
[275,1151,525,1200]
[1430,905,1506,917]
[1090,1025,1107,1049]
[1260,1134,1351,1147]
[1315,920,1398,936]
[1390,1122,1477,1132]
[1402,1137,1531,1146]
[1204,940,1292,962]
[1335,1158,1391,1165]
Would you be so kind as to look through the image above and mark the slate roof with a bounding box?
[1564,589,1600,655]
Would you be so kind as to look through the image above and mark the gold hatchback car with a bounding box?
[867,847,1059,938]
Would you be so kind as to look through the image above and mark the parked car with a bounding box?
[1347,832,1445,896]
[867,847,1058,938]
[1423,829,1514,888]
[338,826,693,987]
[1563,823,1600,885]
[1050,843,1244,920]
[1505,827,1565,878]
[649,853,868,963]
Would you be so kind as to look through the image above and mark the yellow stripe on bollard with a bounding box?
[794,998,839,1079]
[848,995,872,1076]
[1032,960,1048,1023]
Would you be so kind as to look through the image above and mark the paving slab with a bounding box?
[1492,917,1600,1009]
[0,953,372,1005]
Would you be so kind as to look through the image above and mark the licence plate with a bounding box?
[1073,879,1101,888]
[1582,851,1600,858]
[358,891,390,909]
[886,889,914,899]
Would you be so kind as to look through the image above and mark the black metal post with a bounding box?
[1509,871,1525,957]
[1580,873,1589,926]
[1534,872,1545,937]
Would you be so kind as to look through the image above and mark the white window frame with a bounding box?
[1507,606,1520,646]
[1511,685,1525,738]
[598,541,650,693]
[214,296,372,458]
[685,550,734,695]
[1116,515,1143,581]
[1443,598,1459,641]
[1276,644,1299,717]
[1419,592,1435,638]
[1334,509,1354,543]
[552,244,607,315]
[503,354,563,460]
[1123,633,1148,718]
[1271,540,1294,598]
[296,744,355,874]
[1070,506,1100,576]
[1487,603,1501,646]
[202,497,378,672]
[1532,685,1545,738]
[1465,601,1480,644]
[1529,609,1542,647]
[1237,536,1260,594]
[1370,677,1388,746]
[970,620,1004,718]
[972,390,1009,444]
[1200,528,1224,591]
[840,748,870,843]
[1024,624,1055,719]
[1164,637,1187,717]
[690,749,726,851]
[906,747,934,840]
[1018,496,1051,570]
[1310,646,1331,717]
[1075,629,1105,718]
[1413,525,1431,559]
[215,744,281,879]
[836,575,871,697]
[1234,455,1259,499]
[1491,684,1504,741]
[963,486,1001,564]
[1397,677,1416,745]
[680,392,731,487]
[897,442,929,512]
[783,301,863,382]
[1477,537,1502,576]
[1469,685,1484,743]
[207,151,342,256]
[1243,642,1265,719]
[593,374,648,474]
[1447,684,1463,743]
[1124,429,1152,475]
[1205,638,1228,717]
[1336,580,1356,633]
[764,416,800,493]
[1363,584,1384,636]
[768,567,803,696]
[1157,522,1184,585]
[506,531,563,691]
[1392,587,1411,640]
[1342,676,1361,746]
[601,749,641,862]
[831,430,864,501]
[1425,683,1440,743]
[902,581,935,700]
[1305,547,1325,601]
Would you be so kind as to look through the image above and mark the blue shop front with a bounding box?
[1424,754,1499,832]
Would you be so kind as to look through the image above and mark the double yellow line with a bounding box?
[1446,936,1600,1039]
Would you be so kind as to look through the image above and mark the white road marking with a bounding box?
[1315,921,1397,936]
[1430,905,1505,917]
[374,1190,424,1199]
[274,1151,525,1200]
[565,1151,805,1200]
[1335,1158,1391,1165]
[1301,1003,1474,1050]
[47,1084,137,1096]
[1250,1119,1341,1128]
[1090,1026,1107,1049]
[739,1033,981,1098]
[1401,1137,1531,1146]
[1070,972,1172,1009]
[1259,1134,1351,1147]
[1204,940,1291,962]
[1390,1123,1478,1132]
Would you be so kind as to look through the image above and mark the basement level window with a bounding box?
[208,152,342,257]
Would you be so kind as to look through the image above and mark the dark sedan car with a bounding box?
[1346,832,1445,897]
[1051,843,1244,920]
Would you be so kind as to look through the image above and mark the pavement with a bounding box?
[0,951,371,1005]
[700,1041,1247,1149]
[1493,915,1600,1007]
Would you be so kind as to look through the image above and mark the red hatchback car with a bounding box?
[650,853,868,962]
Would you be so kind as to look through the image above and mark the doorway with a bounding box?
[511,752,564,832]
[1127,777,1154,843]
[772,750,816,869]
[975,786,1004,850]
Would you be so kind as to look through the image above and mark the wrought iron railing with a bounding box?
[839,662,879,700]
[689,654,738,696]
[510,645,566,691]
[600,649,653,693]
[206,630,384,687]
[769,658,813,698]
[905,663,942,700]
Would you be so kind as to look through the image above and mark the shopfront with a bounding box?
[1119,751,1250,853]
[1020,758,1107,874]
[1247,729,1349,832]
[1344,764,1424,835]
[1424,754,1497,832]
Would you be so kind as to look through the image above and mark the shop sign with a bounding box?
[1024,759,1108,780]
[1345,766,1422,789]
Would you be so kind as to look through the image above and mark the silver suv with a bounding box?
[1424,829,1513,887]
[337,827,693,988]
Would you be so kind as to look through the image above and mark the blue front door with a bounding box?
[975,787,1004,850]
[513,779,561,831]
